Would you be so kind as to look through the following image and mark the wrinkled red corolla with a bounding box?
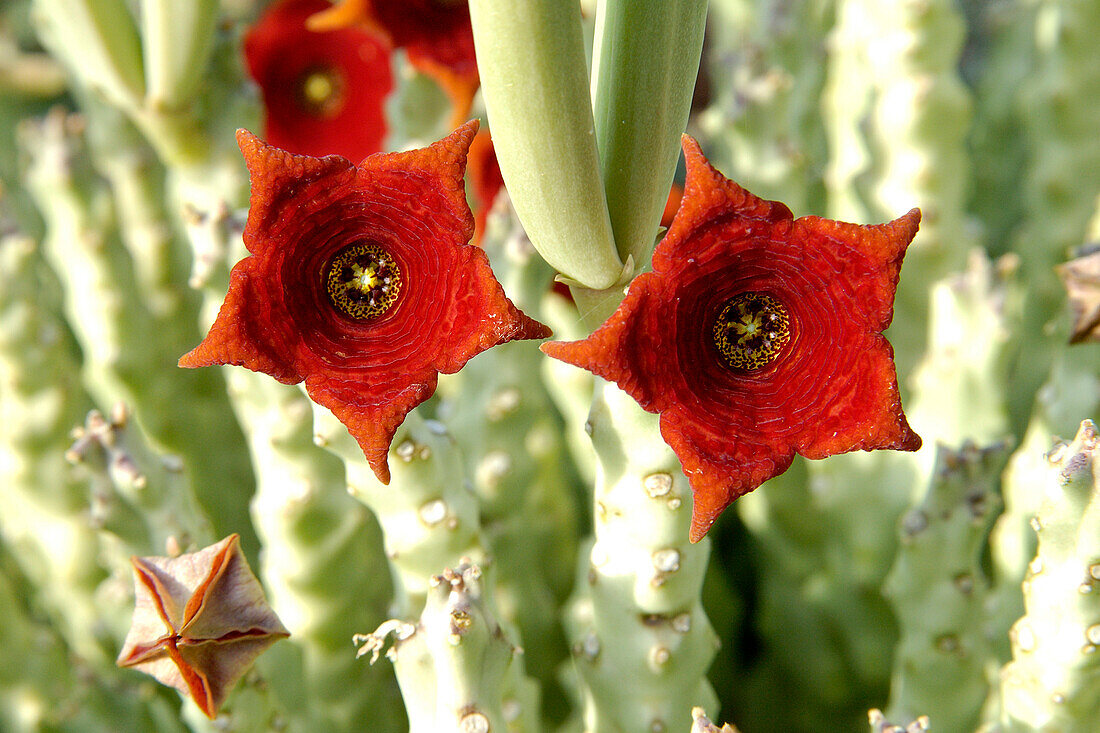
[180,121,549,482]
[307,0,478,124]
[117,535,289,718]
[543,135,922,542]
[244,0,393,161]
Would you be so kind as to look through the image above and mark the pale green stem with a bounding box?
[32,0,213,167]
[566,382,719,731]
[140,0,218,112]
[468,0,623,290]
[30,0,144,109]
[591,0,707,269]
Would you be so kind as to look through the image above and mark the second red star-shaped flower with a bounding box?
[543,135,922,542]
[180,121,549,483]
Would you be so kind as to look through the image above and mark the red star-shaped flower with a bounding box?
[116,535,289,718]
[244,0,393,161]
[542,136,922,542]
[180,121,549,482]
[307,0,478,125]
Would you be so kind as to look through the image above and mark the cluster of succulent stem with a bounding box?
[4,0,1100,731]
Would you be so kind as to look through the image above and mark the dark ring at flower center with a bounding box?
[296,65,347,119]
[712,292,790,371]
[325,243,402,320]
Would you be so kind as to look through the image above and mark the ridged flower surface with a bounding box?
[180,122,549,482]
[307,0,477,123]
[543,136,922,541]
[116,535,289,718]
[244,0,393,160]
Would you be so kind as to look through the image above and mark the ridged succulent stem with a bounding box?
[699,0,834,215]
[224,373,407,732]
[139,0,217,112]
[994,421,1100,730]
[312,405,541,731]
[566,381,719,732]
[0,234,188,729]
[0,232,115,664]
[1003,0,1100,432]
[882,442,1008,730]
[356,562,536,733]
[20,108,258,556]
[822,0,977,373]
[436,201,580,722]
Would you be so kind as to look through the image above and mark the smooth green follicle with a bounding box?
[298,66,346,118]
[325,243,402,321]
[712,292,790,370]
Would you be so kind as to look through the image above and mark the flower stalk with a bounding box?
[591,0,707,269]
[468,0,623,291]
[139,0,218,113]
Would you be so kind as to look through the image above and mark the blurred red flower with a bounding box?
[467,127,503,244]
[180,122,549,483]
[308,0,478,124]
[543,135,922,542]
[244,0,393,161]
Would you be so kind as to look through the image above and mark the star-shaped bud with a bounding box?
[117,535,289,718]
[543,135,921,541]
[1057,245,1100,344]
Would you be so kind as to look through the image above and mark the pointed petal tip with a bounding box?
[304,0,363,32]
[680,132,703,157]
[370,458,391,485]
[515,311,552,341]
[688,513,714,543]
[893,207,922,241]
[178,346,206,369]
[539,338,580,365]
[897,427,923,452]
[235,128,263,154]
[442,118,480,156]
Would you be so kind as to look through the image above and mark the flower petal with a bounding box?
[181,122,549,482]
[542,135,921,541]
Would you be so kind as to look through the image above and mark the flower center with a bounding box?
[712,292,790,370]
[297,66,346,118]
[325,243,402,320]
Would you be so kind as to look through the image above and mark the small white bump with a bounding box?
[580,632,600,660]
[395,440,416,461]
[652,548,681,574]
[649,645,671,668]
[424,419,448,436]
[477,451,512,484]
[459,711,490,733]
[486,387,522,421]
[419,499,448,527]
[643,472,673,498]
